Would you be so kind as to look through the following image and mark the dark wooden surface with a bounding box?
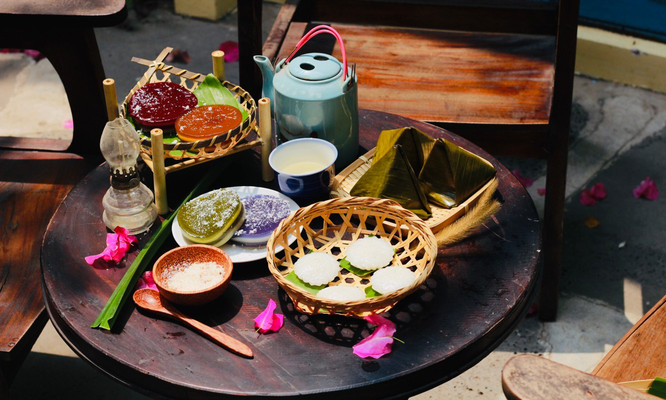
[0,150,96,394]
[502,355,657,400]
[42,110,541,400]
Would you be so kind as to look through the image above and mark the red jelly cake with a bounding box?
[128,81,198,132]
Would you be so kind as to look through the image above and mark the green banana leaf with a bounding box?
[193,74,249,122]
[373,126,434,174]
[352,126,496,215]
[420,138,496,208]
[351,144,432,219]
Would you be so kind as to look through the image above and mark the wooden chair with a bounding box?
[502,294,666,399]
[0,0,126,394]
[238,0,580,321]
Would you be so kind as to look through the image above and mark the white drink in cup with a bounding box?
[269,138,338,199]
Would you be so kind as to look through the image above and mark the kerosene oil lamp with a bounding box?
[99,118,157,234]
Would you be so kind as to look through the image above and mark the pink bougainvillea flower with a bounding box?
[254,299,284,334]
[580,182,607,206]
[218,41,239,62]
[589,182,607,200]
[580,189,597,206]
[353,315,397,359]
[85,226,138,266]
[633,176,659,200]
[136,271,158,291]
[165,48,191,64]
[23,49,43,61]
[512,170,534,188]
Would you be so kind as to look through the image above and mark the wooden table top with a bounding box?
[42,109,541,400]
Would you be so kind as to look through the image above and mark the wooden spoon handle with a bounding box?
[168,306,254,358]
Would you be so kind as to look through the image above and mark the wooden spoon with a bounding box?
[133,288,253,358]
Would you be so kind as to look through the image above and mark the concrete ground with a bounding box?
[4,2,666,399]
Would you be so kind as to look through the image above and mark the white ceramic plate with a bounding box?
[171,186,300,263]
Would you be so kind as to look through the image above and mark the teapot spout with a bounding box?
[253,55,275,112]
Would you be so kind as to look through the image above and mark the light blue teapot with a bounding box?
[254,25,359,169]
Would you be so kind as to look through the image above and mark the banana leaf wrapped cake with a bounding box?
[350,127,496,219]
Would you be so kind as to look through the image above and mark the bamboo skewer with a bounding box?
[212,50,225,81]
[259,97,274,182]
[103,78,120,121]
[150,129,168,215]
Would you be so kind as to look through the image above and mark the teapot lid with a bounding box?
[287,53,342,82]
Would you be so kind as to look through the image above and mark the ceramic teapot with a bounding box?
[254,25,359,168]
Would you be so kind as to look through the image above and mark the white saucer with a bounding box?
[171,186,299,263]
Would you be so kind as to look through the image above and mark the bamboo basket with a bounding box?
[104,47,273,214]
[120,47,259,167]
[330,147,497,234]
[266,196,438,317]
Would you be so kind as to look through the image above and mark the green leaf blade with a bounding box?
[92,166,223,330]
[193,74,248,121]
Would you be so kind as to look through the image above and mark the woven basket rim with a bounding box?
[266,196,438,317]
[120,60,257,152]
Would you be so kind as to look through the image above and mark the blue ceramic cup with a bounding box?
[269,138,338,199]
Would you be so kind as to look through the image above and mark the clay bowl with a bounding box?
[152,244,233,306]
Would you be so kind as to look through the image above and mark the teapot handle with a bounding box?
[285,25,348,81]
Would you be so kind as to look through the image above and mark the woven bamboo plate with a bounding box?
[266,196,438,317]
[120,49,257,157]
[330,147,496,233]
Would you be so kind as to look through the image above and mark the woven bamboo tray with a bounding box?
[330,147,496,233]
[266,196,438,317]
[120,47,259,166]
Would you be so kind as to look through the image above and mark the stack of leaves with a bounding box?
[351,127,500,247]
[350,127,496,219]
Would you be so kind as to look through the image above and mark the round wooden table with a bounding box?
[42,110,541,400]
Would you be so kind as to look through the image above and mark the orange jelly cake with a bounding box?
[175,104,242,142]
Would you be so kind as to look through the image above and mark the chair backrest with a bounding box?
[239,0,579,158]
[0,0,127,157]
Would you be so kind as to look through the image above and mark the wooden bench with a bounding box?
[502,295,666,399]
[0,0,126,394]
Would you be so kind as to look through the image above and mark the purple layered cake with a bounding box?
[232,194,292,247]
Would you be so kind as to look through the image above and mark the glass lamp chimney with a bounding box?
[99,118,157,235]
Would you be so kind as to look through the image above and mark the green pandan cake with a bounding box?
[177,188,244,246]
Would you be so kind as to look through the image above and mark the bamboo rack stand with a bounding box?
[103,47,273,215]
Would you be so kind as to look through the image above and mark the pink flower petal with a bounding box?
[579,189,596,206]
[353,315,397,359]
[254,299,284,333]
[137,271,158,291]
[589,182,607,200]
[85,226,137,266]
[633,177,659,200]
[218,41,239,62]
[512,170,534,188]
[165,49,191,64]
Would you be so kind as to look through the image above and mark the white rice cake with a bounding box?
[317,285,366,301]
[293,252,340,286]
[370,266,416,294]
[344,236,394,270]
